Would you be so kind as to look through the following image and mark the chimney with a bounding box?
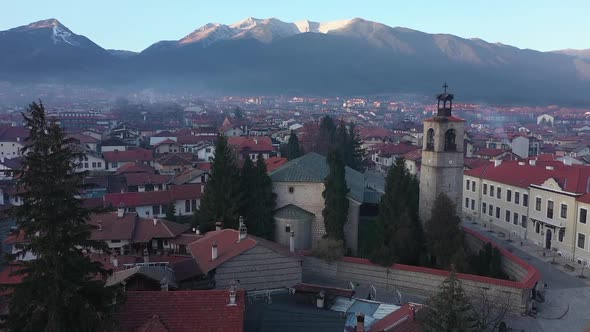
[153,218,158,226]
[228,280,237,306]
[356,313,365,332]
[494,159,502,167]
[215,221,223,231]
[546,165,554,170]
[193,226,201,235]
[238,216,247,242]
[112,258,118,268]
[289,231,295,253]
[518,161,525,166]
[117,204,125,218]
[212,241,218,261]
[143,248,149,263]
[529,159,537,166]
[201,184,204,193]
[160,277,169,292]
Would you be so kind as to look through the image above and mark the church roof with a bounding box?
[273,204,315,220]
[269,152,365,202]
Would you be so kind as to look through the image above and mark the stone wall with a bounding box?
[303,227,540,314]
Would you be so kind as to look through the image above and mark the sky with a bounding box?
[1,0,588,52]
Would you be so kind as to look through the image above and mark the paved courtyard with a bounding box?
[463,221,590,332]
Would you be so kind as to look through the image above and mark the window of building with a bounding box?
[92,162,96,168]
[496,207,500,219]
[513,212,519,225]
[521,215,527,228]
[192,199,197,211]
[444,129,456,151]
[112,162,118,168]
[465,197,469,208]
[547,200,554,219]
[505,210,510,222]
[482,202,487,214]
[497,187,502,199]
[152,205,161,215]
[185,200,191,213]
[471,199,475,210]
[483,184,487,195]
[578,233,586,249]
[426,129,435,150]
[489,204,494,216]
[515,192,520,205]
[559,229,565,242]
[535,197,542,211]
[523,194,528,207]
[98,162,102,168]
[580,208,588,224]
[466,180,470,190]
[205,148,211,153]
[471,181,475,192]
[490,185,495,197]
[560,204,568,219]
[84,162,89,168]
[507,189,512,202]
[111,239,121,243]
[288,187,294,193]
[535,222,540,234]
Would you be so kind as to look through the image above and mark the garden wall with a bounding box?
[302,227,541,314]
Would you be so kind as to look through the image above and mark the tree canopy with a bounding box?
[424,193,465,269]
[286,130,302,160]
[322,150,349,241]
[195,134,242,231]
[371,157,422,266]
[6,101,120,332]
[240,154,277,239]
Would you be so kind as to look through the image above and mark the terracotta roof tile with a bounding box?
[103,149,154,163]
[228,136,273,152]
[115,290,244,332]
[188,229,257,274]
[103,184,202,207]
[115,162,156,175]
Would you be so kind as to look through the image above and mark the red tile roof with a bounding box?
[265,156,288,172]
[103,184,203,207]
[0,265,25,285]
[132,219,190,243]
[153,139,181,148]
[89,212,137,241]
[124,173,172,186]
[115,290,244,332]
[373,142,419,157]
[465,160,590,192]
[474,148,509,157]
[228,136,273,152]
[359,126,394,140]
[0,126,29,142]
[155,153,194,166]
[369,303,422,332]
[188,229,257,274]
[103,149,154,163]
[115,162,156,175]
[403,149,421,162]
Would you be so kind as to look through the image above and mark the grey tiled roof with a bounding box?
[273,204,315,220]
[270,153,366,203]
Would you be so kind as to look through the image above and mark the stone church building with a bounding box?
[419,84,465,222]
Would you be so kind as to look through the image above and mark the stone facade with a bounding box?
[419,116,465,222]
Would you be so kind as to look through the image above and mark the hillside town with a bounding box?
[0,85,589,331]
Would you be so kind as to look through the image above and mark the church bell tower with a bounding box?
[419,83,465,222]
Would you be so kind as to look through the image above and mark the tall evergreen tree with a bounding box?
[317,115,337,155]
[286,130,302,160]
[195,134,241,231]
[6,102,119,332]
[347,122,366,172]
[239,155,276,239]
[371,157,422,266]
[322,151,349,241]
[165,202,177,222]
[417,269,479,332]
[425,193,465,269]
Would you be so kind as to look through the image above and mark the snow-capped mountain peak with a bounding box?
[178,17,355,46]
[24,18,66,30]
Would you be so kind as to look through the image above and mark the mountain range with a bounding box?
[1,17,590,105]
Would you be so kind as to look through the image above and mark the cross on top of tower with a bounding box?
[442,82,448,93]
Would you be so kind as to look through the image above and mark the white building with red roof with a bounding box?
[464,158,590,265]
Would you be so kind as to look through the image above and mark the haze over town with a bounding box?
[1,2,590,332]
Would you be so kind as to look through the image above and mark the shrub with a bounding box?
[312,238,345,262]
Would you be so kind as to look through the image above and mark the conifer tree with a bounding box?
[322,151,349,241]
[239,155,276,239]
[6,101,120,332]
[371,157,422,266]
[165,202,177,222]
[425,193,465,269]
[417,269,479,332]
[317,115,337,155]
[195,134,241,231]
[347,122,366,172]
[286,130,302,160]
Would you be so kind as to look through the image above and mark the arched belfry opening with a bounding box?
[436,82,454,117]
[444,129,456,151]
[426,129,435,150]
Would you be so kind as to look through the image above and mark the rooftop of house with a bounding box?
[373,142,419,157]
[124,173,173,187]
[228,136,274,152]
[103,183,202,207]
[115,162,156,175]
[155,153,194,166]
[0,126,29,142]
[473,148,509,157]
[115,290,245,332]
[103,149,154,162]
[265,156,288,173]
[269,152,365,203]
